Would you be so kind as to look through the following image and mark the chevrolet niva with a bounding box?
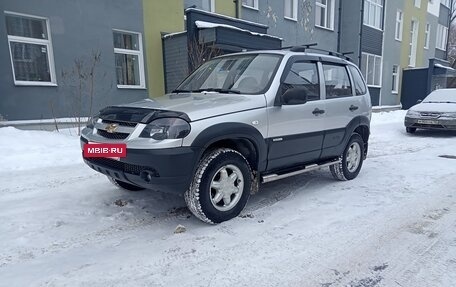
[81,47,372,224]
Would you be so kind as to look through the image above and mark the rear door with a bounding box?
[320,62,365,159]
[266,57,326,170]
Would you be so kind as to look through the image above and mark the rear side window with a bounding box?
[281,62,320,101]
[322,64,353,99]
[348,65,367,96]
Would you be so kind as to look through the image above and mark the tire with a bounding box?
[330,133,365,181]
[184,148,252,224]
[107,177,145,191]
[406,127,416,134]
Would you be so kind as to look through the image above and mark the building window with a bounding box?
[436,24,448,50]
[284,0,298,21]
[202,0,216,12]
[5,12,56,86]
[392,65,399,93]
[363,0,383,30]
[424,23,431,49]
[361,53,382,87]
[395,10,403,41]
[113,30,145,89]
[414,0,421,8]
[242,0,259,10]
[315,0,335,30]
[409,19,419,67]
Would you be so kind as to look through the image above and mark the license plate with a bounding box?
[84,142,126,160]
[417,119,439,125]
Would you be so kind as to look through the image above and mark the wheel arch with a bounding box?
[190,123,268,173]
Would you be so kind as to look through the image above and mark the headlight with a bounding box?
[441,112,456,118]
[87,115,100,129]
[406,110,420,117]
[140,118,191,140]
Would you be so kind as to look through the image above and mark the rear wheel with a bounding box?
[330,133,364,181]
[184,148,252,224]
[107,177,145,191]
[406,127,416,134]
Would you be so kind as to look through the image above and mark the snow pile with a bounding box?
[0,127,82,172]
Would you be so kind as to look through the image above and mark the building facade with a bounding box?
[0,0,148,121]
[1,0,452,121]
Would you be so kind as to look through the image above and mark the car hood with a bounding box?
[410,102,456,113]
[116,93,267,121]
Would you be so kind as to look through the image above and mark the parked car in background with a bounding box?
[405,89,456,133]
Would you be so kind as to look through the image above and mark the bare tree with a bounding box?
[59,50,103,135]
[187,37,222,73]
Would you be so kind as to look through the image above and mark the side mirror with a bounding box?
[417,99,422,104]
[280,87,308,105]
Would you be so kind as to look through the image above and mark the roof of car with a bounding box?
[218,49,355,66]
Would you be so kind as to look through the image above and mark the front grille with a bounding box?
[85,157,159,176]
[97,129,129,140]
[102,119,137,127]
[413,123,445,129]
[420,112,442,118]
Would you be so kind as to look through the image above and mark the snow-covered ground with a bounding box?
[1,110,456,287]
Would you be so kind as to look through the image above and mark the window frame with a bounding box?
[424,22,430,49]
[202,0,216,12]
[395,9,403,41]
[436,24,448,51]
[113,29,146,89]
[409,19,419,67]
[361,52,382,88]
[280,60,322,103]
[414,0,421,8]
[242,0,259,10]
[284,0,298,21]
[363,0,384,31]
[321,63,354,99]
[392,65,399,94]
[5,11,57,86]
[315,0,335,31]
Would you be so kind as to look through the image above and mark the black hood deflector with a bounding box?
[99,106,191,124]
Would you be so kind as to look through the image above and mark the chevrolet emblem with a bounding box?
[105,123,118,133]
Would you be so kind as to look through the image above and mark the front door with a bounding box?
[266,59,326,171]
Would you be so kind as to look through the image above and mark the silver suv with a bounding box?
[81,47,372,224]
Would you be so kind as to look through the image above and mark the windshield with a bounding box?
[423,89,456,103]
[175,54,282,94]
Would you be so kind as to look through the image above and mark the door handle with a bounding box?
[349,105,359,111]
[312,108,325,115]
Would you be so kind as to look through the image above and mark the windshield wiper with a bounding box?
[193,88,241,94]
[171,89,193,94]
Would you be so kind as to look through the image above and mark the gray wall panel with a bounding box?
[361,25,383,56]
[0,0,148,120]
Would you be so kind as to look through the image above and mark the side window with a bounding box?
[281,62,320,101]
[348,65,367,96]
[322,64,353,99]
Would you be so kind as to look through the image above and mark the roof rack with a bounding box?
[281,43,353,61]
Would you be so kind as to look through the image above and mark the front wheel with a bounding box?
[330,133,365,181]
[107,177,145,191]
[185,148,252,224]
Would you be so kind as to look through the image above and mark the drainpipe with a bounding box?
[358,0,365,66]
[337,2,342,52]
[446,0,453,60]
[233,0,240,18]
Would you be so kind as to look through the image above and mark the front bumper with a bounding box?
[404,117,456,130]
[81,137,200,193]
